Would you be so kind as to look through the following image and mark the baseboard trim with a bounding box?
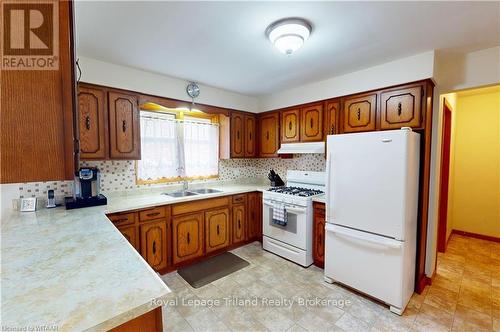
[451,229,500,243]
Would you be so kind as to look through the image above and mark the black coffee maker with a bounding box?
[65,167,107,209]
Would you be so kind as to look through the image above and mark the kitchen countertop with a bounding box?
[312,194,326,204]
[1,182,268,331]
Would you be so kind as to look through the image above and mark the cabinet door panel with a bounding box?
[173,213,204,264]
[140,220,168,270]
[247,192,262,240]
[232,204,246,244]
[281,109,300,143]
[301,104,323,142]
[326,100,339,136]
[118,225,139,251]
[244,115,256,157]
[205,208,230,253]
[380,86,422,130]
[78,86,107,159]
[108,92,141,159]
[259,112,280,157]
[313,203,325,268]
[231,113,245,158]
[342,94,377,133]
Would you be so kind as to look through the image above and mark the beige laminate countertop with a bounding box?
[1,182,267,331]
[312,194,326,204]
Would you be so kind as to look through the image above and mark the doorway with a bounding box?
[437,100,452,252]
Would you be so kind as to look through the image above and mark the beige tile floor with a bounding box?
[160,234,500,331]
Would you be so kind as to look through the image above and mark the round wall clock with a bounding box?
[186,82,200,99]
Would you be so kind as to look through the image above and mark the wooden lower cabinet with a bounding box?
[117,225,139,251]
[172,213,204,264]
[232,204,246,244]
[140,220,168,271]
[205,208,230,253]
[110,307,162,332]
[313,202,326,268]
[247,192,262,240]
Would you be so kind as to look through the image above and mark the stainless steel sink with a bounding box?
[163,191,198,197]
[188,188,222,194]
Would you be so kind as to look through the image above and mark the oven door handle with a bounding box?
[285,206,307,214]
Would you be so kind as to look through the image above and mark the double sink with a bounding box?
[163,188,222,197]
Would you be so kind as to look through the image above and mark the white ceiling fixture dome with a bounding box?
[266,18,312,55]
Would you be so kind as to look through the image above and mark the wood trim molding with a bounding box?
[451,229,500,243]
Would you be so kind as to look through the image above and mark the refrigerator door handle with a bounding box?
[325,151,333,222]
[325,224,402,249]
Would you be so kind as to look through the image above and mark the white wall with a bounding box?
[434,46,500,93]
[78,56,260,112]
[259,51,435,111]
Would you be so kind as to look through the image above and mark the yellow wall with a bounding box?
[448,86,500,238]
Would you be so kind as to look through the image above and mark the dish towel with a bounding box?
[272,202,288,226]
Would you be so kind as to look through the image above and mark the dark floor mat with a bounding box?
[177,252,249,288]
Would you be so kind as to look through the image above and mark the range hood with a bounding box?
[277,142,325,154]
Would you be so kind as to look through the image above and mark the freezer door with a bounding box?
[326,130,419,240]
[324,224,411,309]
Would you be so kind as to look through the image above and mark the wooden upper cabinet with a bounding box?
[244,115,256,157]
[380,85,423,130]
[342,93,377,133]
[232,204,246,244]
[259,112,280,157]
[231,113,245,158]
[172,213,204,264]
[140,220,168,271]
[301,104,324,142]
[205,208,230,253]
[108,91,141,159]
[281,109,300,143]
[326,100,339,136]
[78,86,107,159]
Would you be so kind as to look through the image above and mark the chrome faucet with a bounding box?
[183,180,189,191]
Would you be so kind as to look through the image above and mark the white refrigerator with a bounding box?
[324,129,420,315]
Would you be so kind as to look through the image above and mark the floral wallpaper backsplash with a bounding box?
[16,154,326,198]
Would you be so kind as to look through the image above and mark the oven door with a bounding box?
[263,199,308,250]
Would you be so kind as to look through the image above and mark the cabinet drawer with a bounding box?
[232,194,247,204]
[139,207,166,222]
[172,197,230,216]
[108,212,136,227]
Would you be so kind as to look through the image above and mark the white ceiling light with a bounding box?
[266,18,311,55]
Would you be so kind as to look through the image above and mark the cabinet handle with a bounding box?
[289,121,292,130]
[152,241,156,254]
[398,102,402,116]
[266,131,269,140]
[331,124,335,134]
[249,132,252,140]
[114,218,129,223]
[146,212,160,217]
[217,224,220,235]
[238,219,241,229]
[237,131,240,140]
[85,116,91,130]
[251,212,255,220]
[310,118,313,128]
[187,232,190,244]
[319,235,322,246]
[357,109,361,121]
[122,120,127,132]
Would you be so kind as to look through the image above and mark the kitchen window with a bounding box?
[136,106,219,184]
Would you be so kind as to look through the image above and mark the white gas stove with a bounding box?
[262,170,326,266]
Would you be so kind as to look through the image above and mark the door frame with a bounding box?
[437,99,453,252]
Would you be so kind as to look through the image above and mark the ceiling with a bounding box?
[75,1,500,96]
